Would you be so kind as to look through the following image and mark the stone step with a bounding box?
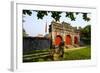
[65,45,74,49]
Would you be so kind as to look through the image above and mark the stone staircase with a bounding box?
[65,44,79,49]
[73,44,79,47]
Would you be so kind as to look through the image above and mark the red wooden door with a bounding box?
[74,36,78,44]
[66,35,71,45]
[55,35,62,46]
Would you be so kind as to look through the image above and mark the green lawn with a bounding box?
[23,46,91,62]
[63,46,91,60]
[23,49,51,62]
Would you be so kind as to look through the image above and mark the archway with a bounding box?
[74,36,78,44]
[66,35,71,45]
[55,35,62,46]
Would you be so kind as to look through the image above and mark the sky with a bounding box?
[23,10,91,37]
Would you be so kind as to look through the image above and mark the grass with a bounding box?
[63,46,91,60]
[23,49,51,62]
[23,46,91,62]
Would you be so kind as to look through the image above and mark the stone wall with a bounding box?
[23,37,50,53]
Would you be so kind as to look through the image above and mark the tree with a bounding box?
[80,25,91,45]
[23,29,28,37]
[23,10,90,22]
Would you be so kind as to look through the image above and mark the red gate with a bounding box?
[66,35,71,45]
[74,36,78,44]
[55,35,62,46]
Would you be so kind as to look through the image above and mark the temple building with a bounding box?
[49,21,80,48]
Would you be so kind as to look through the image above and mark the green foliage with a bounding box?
[22,10,91,22]
[36,11,48,19]
[82,13,90,21]
[51,12,61,21]
[23,29,28,36]
[23,10,32,16]
[66,12,75,21]
[80,25,91,44]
